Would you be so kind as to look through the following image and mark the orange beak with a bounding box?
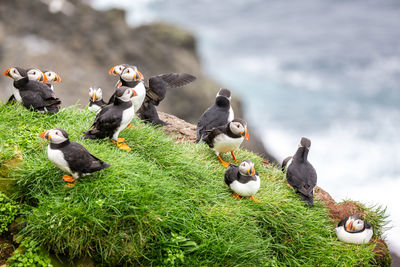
[131,89,137,97]
[3,68,11,78]
[42,74,48,83]
[109,66,117,76]
[117,81,122,88]
[346,220,353,231]
[251,167,256,176]
[55,73,62,82]
[40,130,48,139]
[138,71,144,81]
[92,93,96,102]
[244,129,249,140]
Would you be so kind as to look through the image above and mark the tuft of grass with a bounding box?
[0,104,389,266]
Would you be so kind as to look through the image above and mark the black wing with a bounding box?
[202,126,225,148]
[64,142,110,174]
[196,106,229,142]
[147,73,196,105]
[224,164,239,186]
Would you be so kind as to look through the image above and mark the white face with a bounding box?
[27,68,45,82]
[44,71,61,83]
[4,68,24,81]
[118,88,134,102]
[89,87,103,101]
[345,217,365,232]
[239,161,256,176]
[120,66,141,82]
[229,121,246,136]
[111,64,126,76]
[44,129,68,144]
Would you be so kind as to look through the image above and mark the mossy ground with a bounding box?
[0,104,388,266]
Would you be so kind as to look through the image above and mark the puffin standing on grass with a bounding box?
[224,160,260,202]
[335,215,373,244]
[40,128,110,187]
[88,87,106,113]
[83,87,137,151]
[196,88,234,142]
[285,137,317,206]
[203,118,249,167]
[3,67,61,113]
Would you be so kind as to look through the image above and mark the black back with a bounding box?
[13,78,61,113]
[224,164,259,186]
[51,140,110,177]
[196,89,232,143]
[286,138,317,205]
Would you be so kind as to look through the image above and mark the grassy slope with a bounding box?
[0,104,385,266]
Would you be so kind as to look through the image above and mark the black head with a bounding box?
[217,88,231,99]
[300,137,311,149]
[115,86,136,102]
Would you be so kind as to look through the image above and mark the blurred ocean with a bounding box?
[92,0,400,253]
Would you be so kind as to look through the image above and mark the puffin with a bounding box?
[108,64,196,125]
[5,68,47,103]
[3,67,61,113]
[196,88,234,142]
[202,118,249,167]
[88,87,106,113]
[224,160,260,202]
[40,128,110,187]
[286,137,317,206]
[42,70,62,91]
[83,87,137,151]
[335,215,373,244]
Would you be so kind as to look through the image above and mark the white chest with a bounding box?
[228,106,234,122]
[112,105,135,140]
[12,87,22,103]
[132,82,146,113]
[47,146,71,173]
[230,176,260,197]
[334,227,373,244]
[88,104,102,113]
[213,134,244,154]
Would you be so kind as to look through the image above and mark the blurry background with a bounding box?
[1,0,399,258]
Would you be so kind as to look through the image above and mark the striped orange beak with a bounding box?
[244,129,249,140]
[54,73,62,82]
[92,93,96,102]
[41,73,48,83]
[3,68,11,78]
[117,81,122,88]
[251,167,256,176]
[40,130,48,139]
[346,220,354,231]
[138,71,144,81]
[109,66,118,76]
[131,89,137,97]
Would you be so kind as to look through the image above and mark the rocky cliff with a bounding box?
[0,0,276,162]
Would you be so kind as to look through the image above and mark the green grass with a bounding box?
[0,104,388,266]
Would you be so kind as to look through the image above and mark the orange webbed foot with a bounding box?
[250,196,261,202]
[117,143,132,151]
[218,155,230,168]
[62,175,75,182]
[233,192,242,199]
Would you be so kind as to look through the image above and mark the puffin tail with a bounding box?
[301,194,314,206]
[82,131,97,140]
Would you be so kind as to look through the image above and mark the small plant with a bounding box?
[0,192,19,234]
[7,238,52,267]
[162,233,198,265]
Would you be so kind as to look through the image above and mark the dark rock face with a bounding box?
[0,0,276,163]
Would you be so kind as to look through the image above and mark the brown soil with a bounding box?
[0,233,14,265]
